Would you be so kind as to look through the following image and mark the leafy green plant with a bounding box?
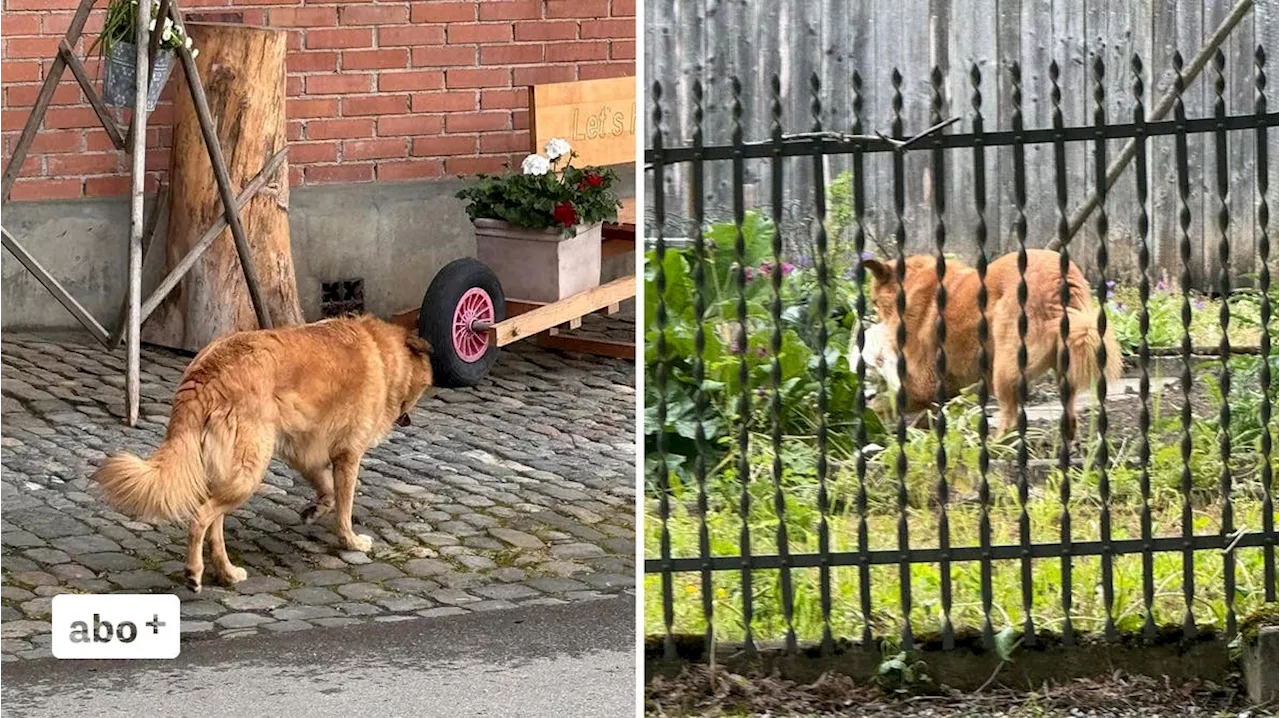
[644,210,886,483]
[92,0,195,57]
[455,139,621,235]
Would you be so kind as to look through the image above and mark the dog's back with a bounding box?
[93,316,424,520]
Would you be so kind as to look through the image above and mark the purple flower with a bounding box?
[1156,278,1168,293]
[755,346,768,358]
[781,262,796,276]
[860,250,876,261]
[744,267,756,281]
[1105,279,1116,300]
[760,261,773,275]
[797,254,814,269]
[1194,297,1206,311]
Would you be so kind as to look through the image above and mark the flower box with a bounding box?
[473,219,602,303]
[456,137,621,304]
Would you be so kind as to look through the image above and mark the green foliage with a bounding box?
[875,651,931,693]
[455,151,621,235]
[644,211,887,484]
[93,0,193,57]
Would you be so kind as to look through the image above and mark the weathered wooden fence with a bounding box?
[645,0,1279,287]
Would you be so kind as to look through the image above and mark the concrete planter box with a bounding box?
[473,218,602,302]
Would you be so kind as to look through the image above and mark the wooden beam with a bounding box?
[168,4,273,330]
[60,42,127,151]
[1,226,110,345]
[0,0,96,201]
[125,0,173,148]
[126,0,152,427]
[109,183,170,347]
[492,275,635,347]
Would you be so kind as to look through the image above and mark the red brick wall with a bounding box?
[0,0,635,201]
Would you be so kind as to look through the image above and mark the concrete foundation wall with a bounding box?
[2,170,635,332]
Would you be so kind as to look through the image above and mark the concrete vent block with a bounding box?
[321,278,364,318]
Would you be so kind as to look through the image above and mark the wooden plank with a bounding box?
[537,331,635,360]
[601,236,635,258]
[994,0,1023,255]
[530,76,636,169]
[1224,0,1257,284]
[1,226,111,344]
[59,42,126,151]
[493,275,636,347]
[1260,0,1280,258]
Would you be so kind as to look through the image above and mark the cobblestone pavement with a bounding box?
[0,328,635,661]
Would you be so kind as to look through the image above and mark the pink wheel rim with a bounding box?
[452,287,494,363]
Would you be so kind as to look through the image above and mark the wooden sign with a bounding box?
[529,76,636,169]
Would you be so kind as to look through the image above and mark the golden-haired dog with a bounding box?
[93,315,434,592]
[856,248,1123,440]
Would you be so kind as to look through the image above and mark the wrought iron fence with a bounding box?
[644,49,1279,658]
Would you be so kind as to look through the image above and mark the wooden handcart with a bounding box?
[391,76,637,387]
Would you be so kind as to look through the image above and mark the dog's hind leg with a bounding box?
[208,512,248,586]
[188,420,270,590]
[184,501,222,593]
[331,451,372,553]
[299,464,335,525]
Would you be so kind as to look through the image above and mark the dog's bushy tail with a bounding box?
[92,399,209,521]
[1063,304,1125,394]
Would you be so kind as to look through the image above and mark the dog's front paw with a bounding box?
[345,533,373,553]
[219,566,248,586]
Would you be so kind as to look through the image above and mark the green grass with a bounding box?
[644,370,1277,644]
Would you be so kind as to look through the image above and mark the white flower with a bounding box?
[161,19,172,42]
[544,137,571,160]
[185,36,193,49]
[521,153,551,176]
[191,48,199,58]
[148,19,156,31]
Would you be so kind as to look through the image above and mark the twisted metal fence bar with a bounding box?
[645,50,1280,655]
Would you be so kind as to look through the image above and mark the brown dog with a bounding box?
[862,248,1122,440]
[92,315,434,592]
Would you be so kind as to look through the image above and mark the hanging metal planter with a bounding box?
[102,41,176,112]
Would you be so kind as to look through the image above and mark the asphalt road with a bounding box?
[1,596,635,717]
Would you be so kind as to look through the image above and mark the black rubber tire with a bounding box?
[419,257,505,388]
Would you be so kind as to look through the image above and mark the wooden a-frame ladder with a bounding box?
[0,0,283,427]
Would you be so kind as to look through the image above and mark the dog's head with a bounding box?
[860,255,937,330]
[396,333,434,427]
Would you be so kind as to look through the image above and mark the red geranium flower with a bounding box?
[584,172,604,187]
[553,202,578,227]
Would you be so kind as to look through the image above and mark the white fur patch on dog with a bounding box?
[849,323,901,393]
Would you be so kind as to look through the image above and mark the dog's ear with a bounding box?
[861,258,894,287]
[405,334,432,357]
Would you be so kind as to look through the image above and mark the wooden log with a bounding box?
[143,22,300,351]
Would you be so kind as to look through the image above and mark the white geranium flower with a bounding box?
[162,19,173,42]
[544,137,571,160]
[521,153,551,176]
[191,48,199,58]
[185,37,193,49]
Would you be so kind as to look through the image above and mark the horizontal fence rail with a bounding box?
[644,49,1279,660]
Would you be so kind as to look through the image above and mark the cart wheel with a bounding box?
[419,258,505,388]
